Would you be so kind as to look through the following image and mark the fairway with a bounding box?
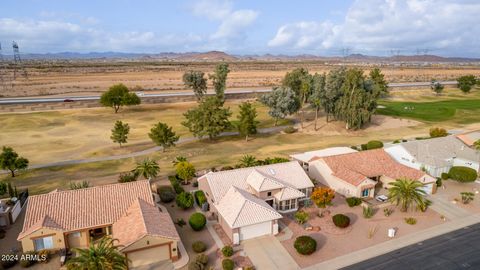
[378,98,480,123]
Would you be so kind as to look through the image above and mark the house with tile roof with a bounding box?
[385,136,480,178]
[198,161,313,244]
[308,149,436,198]
[456,130,480,148]
[18,180,181,269]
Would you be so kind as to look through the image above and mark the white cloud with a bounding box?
[268,0,480,56]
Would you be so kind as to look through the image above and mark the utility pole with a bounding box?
[12,41,28,80]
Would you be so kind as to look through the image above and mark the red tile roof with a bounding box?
[317,149,426,186]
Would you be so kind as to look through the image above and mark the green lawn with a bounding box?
[378,98,480,123]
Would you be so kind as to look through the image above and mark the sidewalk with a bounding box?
[304,214,480,270]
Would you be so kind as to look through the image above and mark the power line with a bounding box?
[12,41,28,80]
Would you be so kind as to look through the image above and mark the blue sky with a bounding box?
[1,0,479,57]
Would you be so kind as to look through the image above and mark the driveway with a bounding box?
[242,236,300,270]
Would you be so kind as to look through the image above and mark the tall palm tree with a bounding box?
[133,158,160,180]
[239,155,258,168]
[172,156,188,167]
[388,179,429,212]
[67,237,129,270]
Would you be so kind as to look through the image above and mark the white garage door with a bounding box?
[239,222,272,241]
[128,245,170,268]
[419,183,433,194]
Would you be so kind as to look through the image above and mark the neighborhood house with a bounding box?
[17,181,180,269]
[198,161,313,244]
[307,149,436,198]
[456,130,480,148]
[385,136,480,177]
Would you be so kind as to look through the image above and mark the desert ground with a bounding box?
[1,61,480,97]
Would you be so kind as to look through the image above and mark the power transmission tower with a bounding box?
[12,41,28,80]
[0,42,6,90]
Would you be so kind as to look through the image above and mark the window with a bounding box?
[34,236,54,251]
[71,232,81,238]
[267,192,272,197]
[279,199,297,211]
[361,189,370,197]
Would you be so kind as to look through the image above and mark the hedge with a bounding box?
[448,166,478,182]
[441,172,449,180]
[192,241,207,253]
[221,245,234,257]
[169,175,185,194]
[346,197,362,207]
[189,213,207,231]
[366,140,384,150]
[222,259,234,270]
[195,190,207,206]
[176,192,194,209]
[158,186,176,203]
[332,214,350,228]
[294,235,317,255]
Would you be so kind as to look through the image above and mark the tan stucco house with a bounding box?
[307,149,436,198]
[198,161,313,244]
[18,180,180,269]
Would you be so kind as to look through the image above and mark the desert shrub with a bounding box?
[192,180,199,187]
[1,258,17,269]
[283,126,297,134]
[261,157,290,165]
[383,208,393,217]
[405,217,417,225]
[0,181,7,195]
[37,249,50,263]
[221,166,234,171]
[221,245,234,257]
[169,175,185,194]
[294,235,317,255]
[429,127,448,138]
[175,218,186,227]
[461,192,475,204]
[176,192,194,209]
[360,144,368,151]
[196,253,209,265]
[188,262,203,270]
[294,210,309,224]
[195,190,207,206]
[158,186,176,203]
[441,172,449,180]
[332,214,350,228]
[118,172,138,183]
[346,197,362,207]
[192,241,207,253]
[402,139,407,142]
[448,166,478,182]
[189,213,207,231]
[363,206,375,218]
[436,178,442,187]
[366,140,384,150]
[20,251,37,267]
[222,259,235,270]
[350,146,358,150]
[392,139,401,144]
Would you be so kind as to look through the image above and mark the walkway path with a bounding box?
[243,236,300,270]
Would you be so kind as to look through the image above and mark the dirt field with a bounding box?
[2,61,479,97]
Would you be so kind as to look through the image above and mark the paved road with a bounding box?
[343,222,480,270]
[0,81,457,105]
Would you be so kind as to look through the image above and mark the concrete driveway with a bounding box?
[242,236,300,270]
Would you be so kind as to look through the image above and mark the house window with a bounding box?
[361,189,370,197]
[71,232,81,238]
[267,192,272,197]
[34,236,54,251]
[279,199,297,211]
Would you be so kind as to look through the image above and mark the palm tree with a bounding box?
[67,237,129,270]
[474,139,480,151]
[239,155,258,168]
[172,156,188,167]
[388,179,429,212]
[133,158,160,180]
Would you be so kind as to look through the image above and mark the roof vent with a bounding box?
[269,168,276,175]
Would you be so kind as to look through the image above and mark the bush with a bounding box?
[392,139,401,144]
[221,245,234,257]
[195,190,207,206]
[332,214,350,228]
[20,252,37,267]
[169,175,185,194]
[192,241,207,253]
[37,249,50,263]
[283,126,297,134]
[0,228,5,239]
[366,140,384,150]
[1,258,17,269]
[192,180,199,187]
[176,192,194,209]
[188,262,203,270]
[158,186,176,203]
[294,235,317,255]
[118,172,138,183]
[350,146,358,150]
[175,218,186,227]
[360,144,368,151]
[429,127,448,138]
[294,210,309,224]
[363,206,375,218]
[222,259,235,270]
[436,178,442,187]
[441,172,449,180]
[221,166,234,171]
[448,166,478,182]
[189,213,207,231]
[405,217,417,225]
[346,197,362,207]
[0,181,7,195]
[196,253,209,265]
[383,208,393,217]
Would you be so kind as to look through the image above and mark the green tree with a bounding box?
[282,68,312,127]
[323,68,346,122]
[134,158,160,180]
[148,122,179,152]
[175,161,196,185]
[182,96,232,140]
[236,102,259,141]
[0,146,29,177]
[309,73,326,130]
[369,67,389,96]
[209,63,230,101]
[388,179,429,212]
[183,71,207,101]
[239,155,258,167]
[430,80,444,95]
[100,83,141,113]
[110,121,130,147]
[67,237,128,270]
[172,156,188,166]
[474,139,480,150]
[260,87,300,126]
[457,75,477,93]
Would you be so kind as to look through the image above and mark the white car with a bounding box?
[375,195,388,202]
[135,91,145,97]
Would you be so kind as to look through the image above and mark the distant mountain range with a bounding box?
[5,50,480,62]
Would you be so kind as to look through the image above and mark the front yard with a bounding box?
[279,194,445,268]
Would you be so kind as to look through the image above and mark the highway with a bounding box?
[0,81,457,105]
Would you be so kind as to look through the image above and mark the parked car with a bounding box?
[375,195,388,202]
[63,99,74,102]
